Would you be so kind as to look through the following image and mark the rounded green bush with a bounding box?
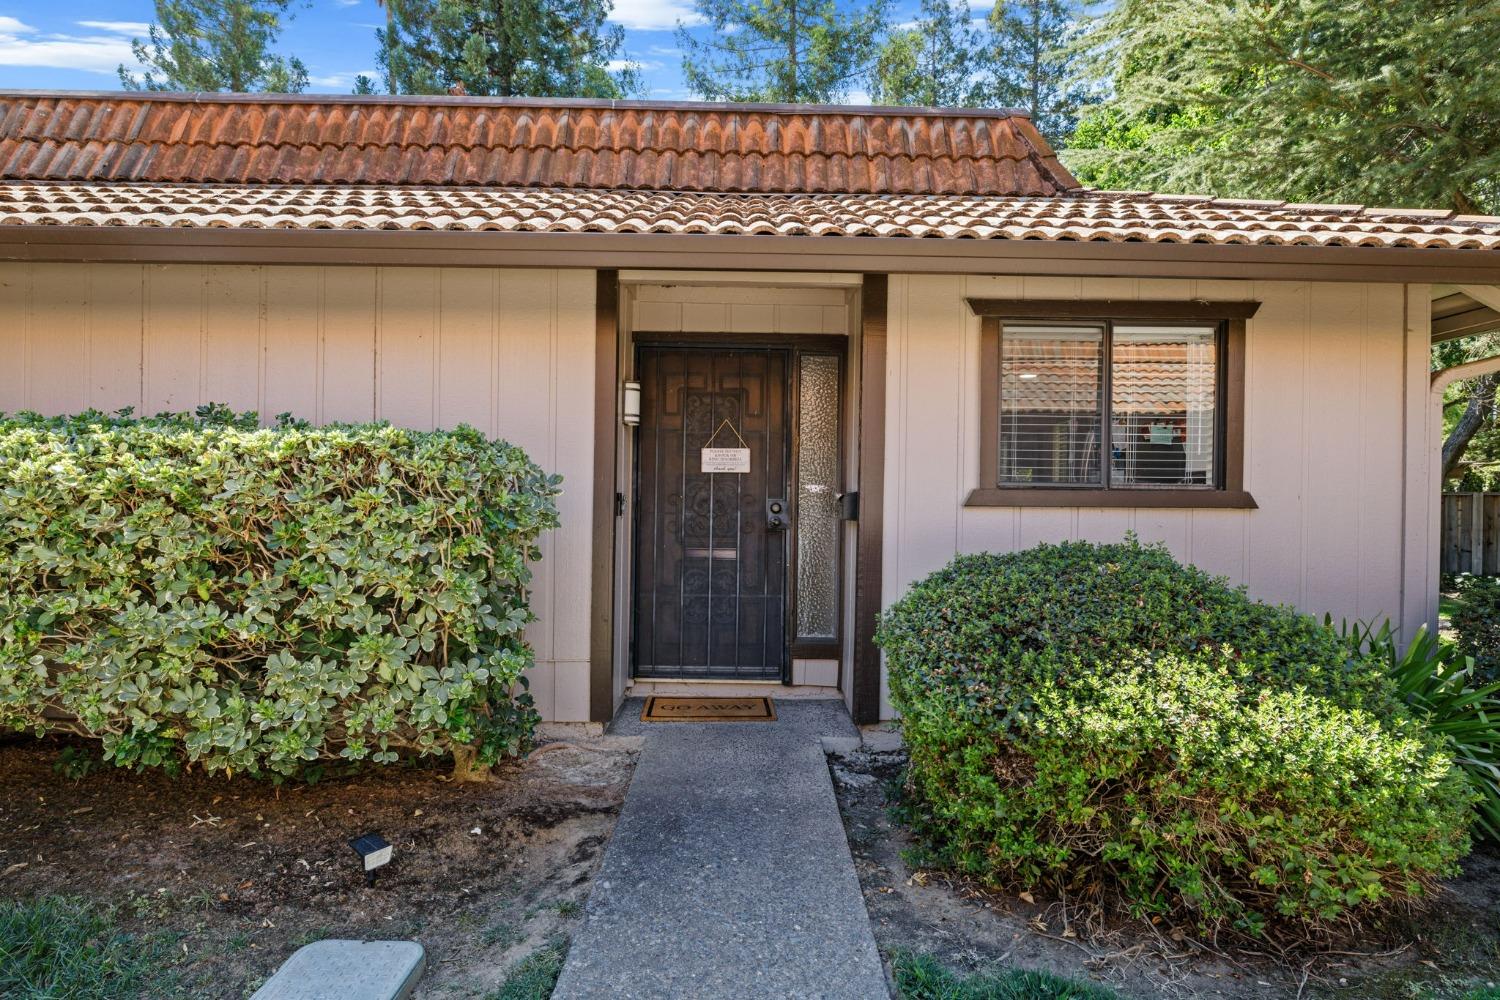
[876,538,1473,936]
[0,407,561,778]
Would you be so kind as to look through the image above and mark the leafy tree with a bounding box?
[1437,333,1500,484]
[983,0,1092,144]
[1066,0,1500,215]
[377,0,640,98]
[120,0,309,93]
[677,0,889,104]
[870,0,983,107]
[352,74,379,95]
[1069,1,1500,476]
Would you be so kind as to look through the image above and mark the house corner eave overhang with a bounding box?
[1,226,1498,284]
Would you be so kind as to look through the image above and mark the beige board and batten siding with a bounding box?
[0,261,598,722]
[881,274,1434,717]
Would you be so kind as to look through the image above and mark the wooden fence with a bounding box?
[1442,492,1500,575]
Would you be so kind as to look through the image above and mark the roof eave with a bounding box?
[0,225,1496,284]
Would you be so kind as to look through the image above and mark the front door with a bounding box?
[633,347,790,680]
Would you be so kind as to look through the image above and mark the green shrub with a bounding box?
[1348,621,1500,842]
[0,407,560,779]
[876,539,1473,936]
[1452,576,1500,685]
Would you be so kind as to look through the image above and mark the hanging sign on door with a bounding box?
[701,418,751,474]
[701,447,751,474]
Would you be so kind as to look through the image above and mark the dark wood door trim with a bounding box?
[634,332,850,352]
[852,275,887,725]
[589,269,619,723]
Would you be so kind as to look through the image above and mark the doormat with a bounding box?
[640,696,777,723]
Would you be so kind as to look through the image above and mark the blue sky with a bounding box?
[0,0,975,100]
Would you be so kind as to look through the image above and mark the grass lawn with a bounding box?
[0,897,176,999]
[1442,592,1464,622]
[893,952,1120,1000]
[485,938,568,999]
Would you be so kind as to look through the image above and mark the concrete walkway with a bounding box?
[552,698,889,1000]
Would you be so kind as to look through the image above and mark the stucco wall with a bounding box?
[881,274,1432,715]
[0,262,597,722]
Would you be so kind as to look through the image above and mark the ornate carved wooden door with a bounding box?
[633,347,789,679]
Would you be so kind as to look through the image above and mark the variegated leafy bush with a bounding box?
[0,406,560,780]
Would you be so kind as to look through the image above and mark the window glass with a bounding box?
[998,324,1104,486]
[795,354,840,640]
[1109,325,1217,487]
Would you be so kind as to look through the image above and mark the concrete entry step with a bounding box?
[554,698,890,999]
[250,940,425,1000]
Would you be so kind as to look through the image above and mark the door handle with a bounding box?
[766,498,789,531]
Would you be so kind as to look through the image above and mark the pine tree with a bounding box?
[377,0,639,98]
[677,0,889,104]
[120,0,309,93]
[352,74,378,95]
[983,0,1091,143]
[869,0,983,107]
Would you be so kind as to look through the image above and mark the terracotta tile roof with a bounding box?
[0,92,1077,196]
[3,181,1498,250]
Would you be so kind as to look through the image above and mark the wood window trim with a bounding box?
[967,298,1263,320]
[970,302,1255,510]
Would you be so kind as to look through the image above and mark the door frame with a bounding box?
[629,332,848,682]
[589,273,888,725]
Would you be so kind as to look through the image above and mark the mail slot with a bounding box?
[684,547,739,559]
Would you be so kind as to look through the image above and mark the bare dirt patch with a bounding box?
[0,734,638,999]
[831,746,1500,999]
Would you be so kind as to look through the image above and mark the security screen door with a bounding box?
[633,346,790,680]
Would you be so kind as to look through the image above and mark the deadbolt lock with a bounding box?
[766,499,788,531]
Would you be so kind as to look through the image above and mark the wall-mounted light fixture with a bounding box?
[622,380,642,426]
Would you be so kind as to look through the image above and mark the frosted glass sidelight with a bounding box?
[796,354,839,640]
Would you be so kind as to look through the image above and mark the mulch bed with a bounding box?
[1,734,637,998]
[830,746,1500,1000]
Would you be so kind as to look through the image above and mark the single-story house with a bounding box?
[2,91,1499,724]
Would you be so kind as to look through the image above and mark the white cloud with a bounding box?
[608,0,702,31]
[308,69,379,89]
[0,17,142,74]
[76,20,152,35]
[606,58,660,73]
[333,0,361,6]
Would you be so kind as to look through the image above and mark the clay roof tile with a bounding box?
[2,181,1497,251]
